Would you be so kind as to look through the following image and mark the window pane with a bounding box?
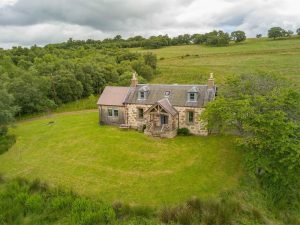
[138,108,143,118]
[108,109,113,116]
[190,93,195,100]
[114,110,119,117]
[188,112,194,123]
[161,115,168,124]
[139,91,145,99]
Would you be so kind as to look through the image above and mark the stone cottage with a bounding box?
[97,72,217,138]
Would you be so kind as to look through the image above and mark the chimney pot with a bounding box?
[208,73,215,89]
[131,71,138,87]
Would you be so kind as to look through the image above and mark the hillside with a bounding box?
[0,38,299,224]
[0,111,241,205]
[134,37,300,86]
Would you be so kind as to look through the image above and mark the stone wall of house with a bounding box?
[125,104,207,136]
[174,106,207,136]
[99,105,126,125]
[126,104,151,130]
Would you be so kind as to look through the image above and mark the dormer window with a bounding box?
[188,93,196,102]
[138,85,149,100]
[138,91,145,100]
[187,86,198,102]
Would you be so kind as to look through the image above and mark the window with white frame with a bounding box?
[138,86,149,100]
[138,91,145,100]
[188,92,197,102]
[108,108,119,117]
[186,111,194,124]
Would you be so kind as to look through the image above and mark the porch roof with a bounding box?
[145,98,178,116]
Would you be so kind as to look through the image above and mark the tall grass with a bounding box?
[1,177,299,225]
[0,178,117,225]
[160,198,243,225]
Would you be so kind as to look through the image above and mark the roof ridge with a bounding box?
[105,86,129,88]
[137,84,208,86]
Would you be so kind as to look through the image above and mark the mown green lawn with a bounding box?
[0,111,241,205]
[134,37,300,86]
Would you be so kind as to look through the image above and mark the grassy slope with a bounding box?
[0,111,241,206]
[0,38,299,223]
[17,94,99,121]
[134,37,300,86]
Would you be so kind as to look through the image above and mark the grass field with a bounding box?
[0,111,241,205]
[134,37,300,86]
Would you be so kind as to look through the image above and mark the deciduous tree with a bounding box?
[231,31,246,42]
[0,84,19,136]
[53,72,83,104]
[268,27,286,39]
[202,74,300,199]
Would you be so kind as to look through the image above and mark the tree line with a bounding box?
[267,26,300,39]
[52,30,247,50]
[50,26,300,50]
[0,45,157,141]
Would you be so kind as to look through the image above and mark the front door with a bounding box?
[160,115,168,125]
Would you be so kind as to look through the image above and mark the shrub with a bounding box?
[0,135,16,155]
[0,126,8,136]
[0,173,4,183]
[186,197,202,212]
[177,128,190,136]
[131,205,154,218]
[201,199,241,225]
[160,205,195,225]
[29,179,49,193]
[160,197,243,225]
[112,201,131,219]
[176,206,193,225]
[160,206,177,223]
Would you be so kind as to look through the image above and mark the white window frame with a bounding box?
[186,111,195,124]
[138,91,146,100]
[188,92,197,102]
[108,108,119,117]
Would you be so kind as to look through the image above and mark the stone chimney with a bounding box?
[131,71,138,87]
[208,73,214,89]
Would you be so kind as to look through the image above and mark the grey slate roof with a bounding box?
[97,86,129,106]
[124,84,216,108]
